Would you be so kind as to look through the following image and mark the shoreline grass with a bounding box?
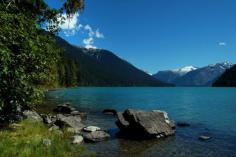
[0,120,96,157]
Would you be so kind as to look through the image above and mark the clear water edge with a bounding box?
[46,87,236,157]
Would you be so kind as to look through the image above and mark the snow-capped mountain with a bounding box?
[173,66,198,75]
[153,62,233,86]
[152,66,198,83]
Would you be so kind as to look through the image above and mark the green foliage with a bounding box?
[0,0,84,121]
[0,120,96,157]
[0,11,59,116]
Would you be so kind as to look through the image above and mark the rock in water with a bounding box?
[23,110,43,122]
[83,126,101,132]
[116,112,130,129]
[199,135,211,141]
[53,103,76,114]
[177,122,190,127]
[83,130,110,142]
[102,109,117,115]
[116,109,175,139]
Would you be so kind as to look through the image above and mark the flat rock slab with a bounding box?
[83,131,111,142]
[116,109,175,139]
[83,126,101,132]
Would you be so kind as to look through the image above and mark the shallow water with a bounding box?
[46,87,236,157]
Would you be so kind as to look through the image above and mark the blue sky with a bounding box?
[45,0,236,74]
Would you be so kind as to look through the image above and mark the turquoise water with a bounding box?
[47,87,236,157]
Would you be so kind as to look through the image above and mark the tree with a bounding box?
[0,0,84,122]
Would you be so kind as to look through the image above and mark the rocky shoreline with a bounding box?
[20,103,178,145]
[18,103,211,146]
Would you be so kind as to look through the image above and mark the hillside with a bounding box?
[212,65,236,87]
[55,37,171,87]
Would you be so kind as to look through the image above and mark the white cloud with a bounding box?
[83,37,97,49]
[95,29,104,38]
[57,13,83,36]
[83,25,105,49]
[56,13,104,48]
[218,42,227,46]
[83,37,94,45]
[84,24,95,37]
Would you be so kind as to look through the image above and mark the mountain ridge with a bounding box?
[153,62,233,86]
[55,37,172,87]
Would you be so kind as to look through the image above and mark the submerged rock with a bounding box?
[23,110,43,122]
[199,135,211,141]
[102,109,117,115]
[83,130,110,142]
[177,122,190,127]
[116,109,175,139]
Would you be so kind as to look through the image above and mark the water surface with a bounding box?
[46,87,236,157]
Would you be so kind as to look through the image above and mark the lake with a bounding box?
[46,87,236,157]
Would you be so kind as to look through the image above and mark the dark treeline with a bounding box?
[213,65,236,87]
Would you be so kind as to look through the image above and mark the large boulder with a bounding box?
[83,130,110,142]
[116,112,130,129]
[55,114,84,133]
[116,109,175,139]
[23,110,43,122]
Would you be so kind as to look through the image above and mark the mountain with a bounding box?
[152,66,197,84]
[212,65,236,87]
[174,62,233,86]
[153,62,233,86]
[55,37,171,87]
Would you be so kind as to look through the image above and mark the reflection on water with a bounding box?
[46,87,236,157]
